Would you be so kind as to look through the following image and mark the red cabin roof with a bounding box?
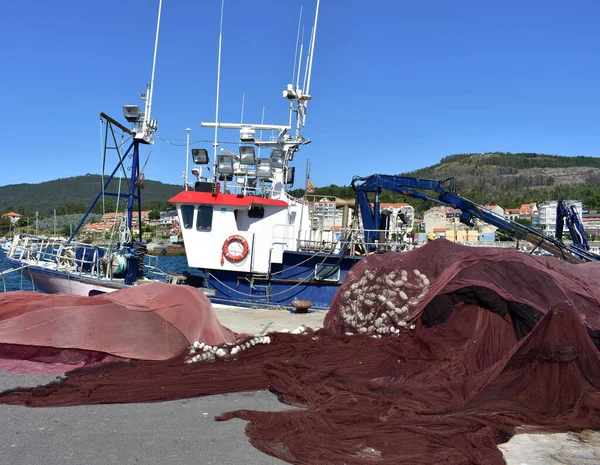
[168,191,288,208]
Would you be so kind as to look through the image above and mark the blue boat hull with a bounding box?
[205,250,362,310]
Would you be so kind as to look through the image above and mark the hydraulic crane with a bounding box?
[351,174,599,263]
[555,198,589,251]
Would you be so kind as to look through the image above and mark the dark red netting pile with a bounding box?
[2,240,600,465]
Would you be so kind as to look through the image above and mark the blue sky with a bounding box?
[1,0,599,191]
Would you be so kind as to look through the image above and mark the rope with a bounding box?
[208,271,317,298]
[27,266,36,291]
[139,150,151,178]
[269,243,332,276]
[107,177,124,247]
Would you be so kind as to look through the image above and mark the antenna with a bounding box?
[296,27,305,90]
[302,26,312,92]
[291,26,306,137]
[212,0,225,182]
[240,93,245,124]
[258,106,265,158]
[305,0,320,97]
[144,0,163,136]
[290,7,303,128]
[292,5,303,86]
[184,128,191,190]
[239,93,245,172]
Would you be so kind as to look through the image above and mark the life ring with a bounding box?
[221,235,249,265]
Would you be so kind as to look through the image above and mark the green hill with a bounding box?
[0,175,182,217]
[4,153,600,220]
[310,152,600,214]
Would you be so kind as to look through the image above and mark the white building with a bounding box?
[311,199,344,230]
[538,200,583,236]
[1,212,22,224]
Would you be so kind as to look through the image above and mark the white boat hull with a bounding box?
[20,267,127,296]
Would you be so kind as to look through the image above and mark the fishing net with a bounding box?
[2,240,600,465]
[0,283,237,374]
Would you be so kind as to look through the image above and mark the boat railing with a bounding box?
[221,181,268,198]
[6,234,162,281]
[296,227,411,255]
[343,227,409,253]
[297,239,338,253]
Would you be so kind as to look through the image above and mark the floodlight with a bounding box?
[239,146,256,165]
[240,127,255,142]
[192,148,209,165]
[217,154,234,174]
[270,149,284,170]
[122,105,141,123]
[282,83,296,100]
[287,147,296,161]
[256,159,271,178]
[284,166,295,185]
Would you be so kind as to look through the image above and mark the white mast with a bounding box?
[302,27,312,92]
[258,106,265,158]
[141,0,163,140]
[301,0,320,128]
[212,0,225,182]
[305,0,320,97]
[240,93,245,124]
[296,28,304,90]
[290,6,303,129]
[291,5,303,86]
[184,128,191,190]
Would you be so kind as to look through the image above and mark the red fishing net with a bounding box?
[2,240,600,465]
[0,282,237,374]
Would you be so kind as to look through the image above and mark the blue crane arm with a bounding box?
[556,199,589,250]
[351,174,598,263]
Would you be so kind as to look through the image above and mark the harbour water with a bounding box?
[0,252,194,293]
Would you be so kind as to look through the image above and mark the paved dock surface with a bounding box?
[0,372,292,465]
[212,304,326,335]
[0,305,322,465]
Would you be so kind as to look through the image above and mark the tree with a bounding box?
[288,188,305,198]
[149,210,161,220]
[0,217,10,235]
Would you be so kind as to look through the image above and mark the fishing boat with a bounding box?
[168,1,414,309]
[1,1,182,296]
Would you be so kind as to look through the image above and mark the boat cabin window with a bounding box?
[181,205,195,229]
[248,206,265,219]
[315,264,341,282]
[196,205,213,231]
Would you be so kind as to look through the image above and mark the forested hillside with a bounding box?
[3,153,600,221]
[0,175,182,217]
[309,152,600,214]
